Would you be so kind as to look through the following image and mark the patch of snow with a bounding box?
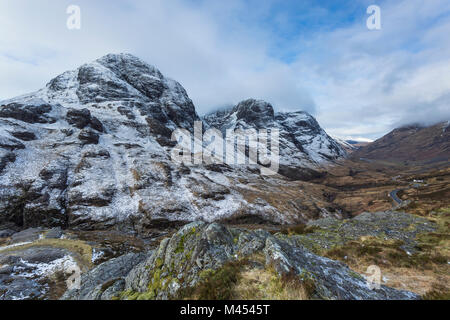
[91,249,105,264]
[0,242,33,252]
[15,255,78,279]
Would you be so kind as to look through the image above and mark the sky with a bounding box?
[1,0,449,141]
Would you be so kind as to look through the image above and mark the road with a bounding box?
[389,189,403,205]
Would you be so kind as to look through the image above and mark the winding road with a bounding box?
[389,189,403,205]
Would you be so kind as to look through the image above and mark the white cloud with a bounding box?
[0,0,449,140]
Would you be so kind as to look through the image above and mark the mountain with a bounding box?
[352,122,450,164]
[332,136,358,153]
[203,99,346,179]
[331,137,372,153]
[0,54,345,232]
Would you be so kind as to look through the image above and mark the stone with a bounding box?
[61,252,146,300]
[9,131,37,141]
[118,222,419,301]
[45,227,63,239]
[0,229,15,238]
[10,227,43,244]
[0,101,55,124]
[66,108,104,132]
[78,129,100,145]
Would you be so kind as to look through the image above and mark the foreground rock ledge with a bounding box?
[62,221,419,300]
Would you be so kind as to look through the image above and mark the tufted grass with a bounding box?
[277,224,319,236]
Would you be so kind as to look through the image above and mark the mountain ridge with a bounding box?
[0,53,346,232]
[352,121,450,164]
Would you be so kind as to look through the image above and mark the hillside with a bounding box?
[352,122,450,165]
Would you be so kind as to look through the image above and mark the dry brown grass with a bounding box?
[312,161,450,298]
[179,254,314,300]
[233,176,341,223]
[234,268,312,300]
[422,282,450,300]
[326,248,449,298]
[0,237,10,247]
[277,224,319,236]
[322,209,450,299]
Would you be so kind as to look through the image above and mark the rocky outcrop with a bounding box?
[0,101,56,124]
[62,221,419,300]
[66,108,104,132]
[61,253,146,300]
[301,211,437,253]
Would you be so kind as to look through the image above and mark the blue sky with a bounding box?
[1,0,449,140]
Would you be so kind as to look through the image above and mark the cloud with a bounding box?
[288,0,450,139]
[0,0,449,140]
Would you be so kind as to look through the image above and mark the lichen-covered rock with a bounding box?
[118,222,419,300]
[123,222,237,300]
[264,236,419,300]
[292,211,437,253]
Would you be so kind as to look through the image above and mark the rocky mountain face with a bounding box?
[352,122,450,164]
[0,53,345,233]
[203,99,346,179]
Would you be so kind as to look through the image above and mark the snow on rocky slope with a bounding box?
[0,54,345,232]
[203,99,346,179]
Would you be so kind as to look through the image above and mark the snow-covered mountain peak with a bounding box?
[203,99,346,170]
[41,53,199,131]
[232,99,275,128]
[96,53,164,80]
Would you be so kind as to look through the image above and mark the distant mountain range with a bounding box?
[351,122,450,164]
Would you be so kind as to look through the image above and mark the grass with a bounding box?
[324,237,408,268]
[234,268,314,300]
[0,238,93,269]
[422,283,450,300]
[178,259,245,300]
[321,207,450,298]
[277,224,319,236]
[178,254,315,300]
